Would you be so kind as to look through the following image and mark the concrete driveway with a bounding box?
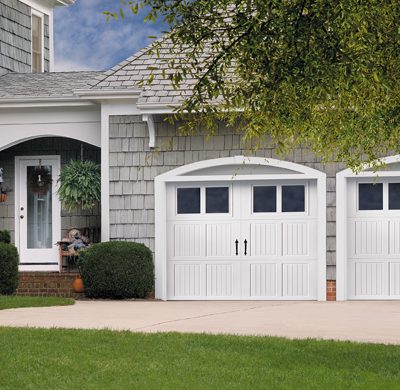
[1,300,400,345]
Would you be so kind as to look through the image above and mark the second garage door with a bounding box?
[347,177,400,299]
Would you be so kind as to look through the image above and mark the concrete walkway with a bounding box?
[1,301,400,344]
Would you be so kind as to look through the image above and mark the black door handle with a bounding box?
[244,239,247,256]
[235,239,239,256]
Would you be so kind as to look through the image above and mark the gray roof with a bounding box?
[0,71,103,99]
[0,37,200,107]
[88,40,196,107]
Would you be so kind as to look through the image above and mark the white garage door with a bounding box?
[347,178,400,299]
[166,179,318,300]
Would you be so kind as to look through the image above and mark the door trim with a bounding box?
[15,155,61,271]
[155,156,327,301]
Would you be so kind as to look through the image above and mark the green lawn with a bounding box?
[0,328,399,389]
[0,296,75,310]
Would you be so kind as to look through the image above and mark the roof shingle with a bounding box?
[0,71,103,99]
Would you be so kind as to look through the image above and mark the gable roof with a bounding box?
[88,41,195,108]
[0,71,103,99]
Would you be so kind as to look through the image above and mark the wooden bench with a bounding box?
[57,227,101,273]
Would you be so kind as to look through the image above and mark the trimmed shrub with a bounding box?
[0,243,19,295]
[0,230,11,244]
[79,241,154,299]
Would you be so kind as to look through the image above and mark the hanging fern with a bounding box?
[57,160,101,213]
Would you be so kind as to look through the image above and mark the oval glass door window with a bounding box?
[206,187,229,213]
[282,185,305,212]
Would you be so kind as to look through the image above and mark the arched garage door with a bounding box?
[166,179,319,300]
[155,157,326,301]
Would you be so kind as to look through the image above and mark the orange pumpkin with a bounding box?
[73,275,84,293]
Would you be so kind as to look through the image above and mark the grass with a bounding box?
[0,296,75,310]
[0,328,399,389]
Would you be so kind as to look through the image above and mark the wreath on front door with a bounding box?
[27,166,53,195]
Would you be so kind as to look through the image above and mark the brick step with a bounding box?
[17,272,83,298]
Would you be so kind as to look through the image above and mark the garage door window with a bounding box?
[206,187,229,213]
[389,183,400,210]
[282,185,305,212]
[358,183,383,210]
[177,188,200,214]
[253,186,276,213]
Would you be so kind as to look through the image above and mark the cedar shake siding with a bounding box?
[0,0,50,75]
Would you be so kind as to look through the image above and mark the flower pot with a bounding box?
[73,274,84,293]
[0,194,7,203]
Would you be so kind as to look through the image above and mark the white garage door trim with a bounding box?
[336,155,400,300]
[155,156,327,301]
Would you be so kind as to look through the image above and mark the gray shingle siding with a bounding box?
[108,114,342,280]
[0,0,51,75]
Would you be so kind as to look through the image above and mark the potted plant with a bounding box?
[57,160,101,212]
[0,187,13,203]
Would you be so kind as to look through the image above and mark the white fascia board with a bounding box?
[137,104,244,115]
[74,89,143,105]
[137,104,178,114]
[21,0,52,13]
[0,97,96,109]
[21,0,72,11]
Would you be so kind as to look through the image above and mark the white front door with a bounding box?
[16,156,61,271]
[166,179,318,300]
[347,177,400,299]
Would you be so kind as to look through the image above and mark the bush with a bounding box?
[0,230,11,244]
[0,243,19,295]
[79,241,154,299]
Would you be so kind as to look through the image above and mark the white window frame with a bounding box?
[31,9,45,73]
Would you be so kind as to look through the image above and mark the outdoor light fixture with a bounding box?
[37,174,44,187]
[37,159,44,186]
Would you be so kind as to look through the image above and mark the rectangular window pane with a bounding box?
[389,183,400,210]
[253,186,276,213]
[206,187,229,213]
[282,185,305,212]
[359,183,383,210]
[177,188,200,214]
[32,14,42,73]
